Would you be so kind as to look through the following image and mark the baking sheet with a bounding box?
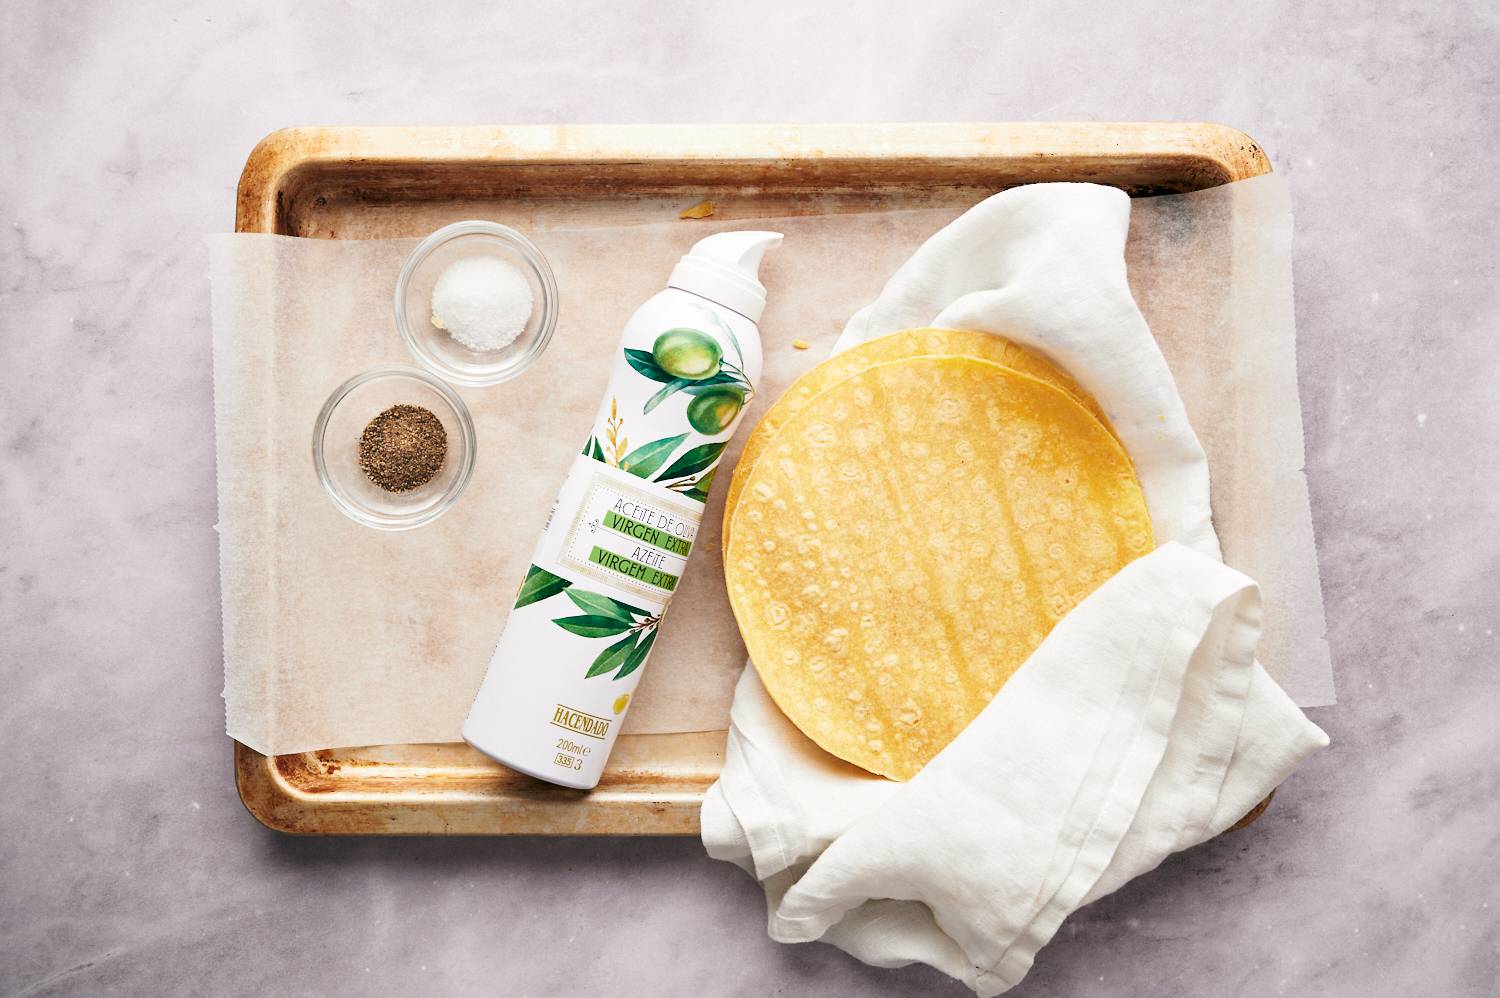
[211,174,1331,757]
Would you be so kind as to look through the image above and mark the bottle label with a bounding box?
[558,461,700,611]
[464,288,765,789]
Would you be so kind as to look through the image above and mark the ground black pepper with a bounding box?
[357,403,447,493]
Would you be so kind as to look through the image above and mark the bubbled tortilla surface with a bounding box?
[724,354,1153,781]
[723,328,1116,546]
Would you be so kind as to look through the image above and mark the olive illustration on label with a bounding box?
[652,328,722,381]
[687,386,745,434]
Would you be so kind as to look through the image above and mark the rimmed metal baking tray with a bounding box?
[232,122,1271,835]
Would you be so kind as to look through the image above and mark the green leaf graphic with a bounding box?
[682,372,742,393]
[514,565,572,608]
[587,436,606,461]
[586,632,639,678]
[656,441,727,482]
[553,614,635,639]
[566,588,641,622]
[624,348,676,384]
[615,628,656,680]
[643,377,694,414]
[620,433,688,479]
[686,468,717,501]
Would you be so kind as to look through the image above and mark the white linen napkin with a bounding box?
[701,183,1329,995]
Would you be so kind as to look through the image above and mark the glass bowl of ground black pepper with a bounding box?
[313,367,476,530]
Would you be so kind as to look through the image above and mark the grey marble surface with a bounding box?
[3,1,1497,995]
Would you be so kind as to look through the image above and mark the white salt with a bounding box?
[430,256,533,352]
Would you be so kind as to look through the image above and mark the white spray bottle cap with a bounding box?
[667,230,783,323]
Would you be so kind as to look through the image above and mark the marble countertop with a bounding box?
[3,2,1496,995]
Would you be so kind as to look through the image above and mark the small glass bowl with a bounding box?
[394,220,559,387]
[313,368,476,530]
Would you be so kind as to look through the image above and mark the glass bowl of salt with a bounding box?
[395,220,559,387]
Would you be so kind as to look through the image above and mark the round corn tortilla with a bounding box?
[723,328,1115,547]
[724,354,1153,781]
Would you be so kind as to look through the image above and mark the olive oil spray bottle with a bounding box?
[464,231,782,789]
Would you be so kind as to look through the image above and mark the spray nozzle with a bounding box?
[668,230,783,323]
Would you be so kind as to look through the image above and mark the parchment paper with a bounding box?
[210,174,1332,756]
